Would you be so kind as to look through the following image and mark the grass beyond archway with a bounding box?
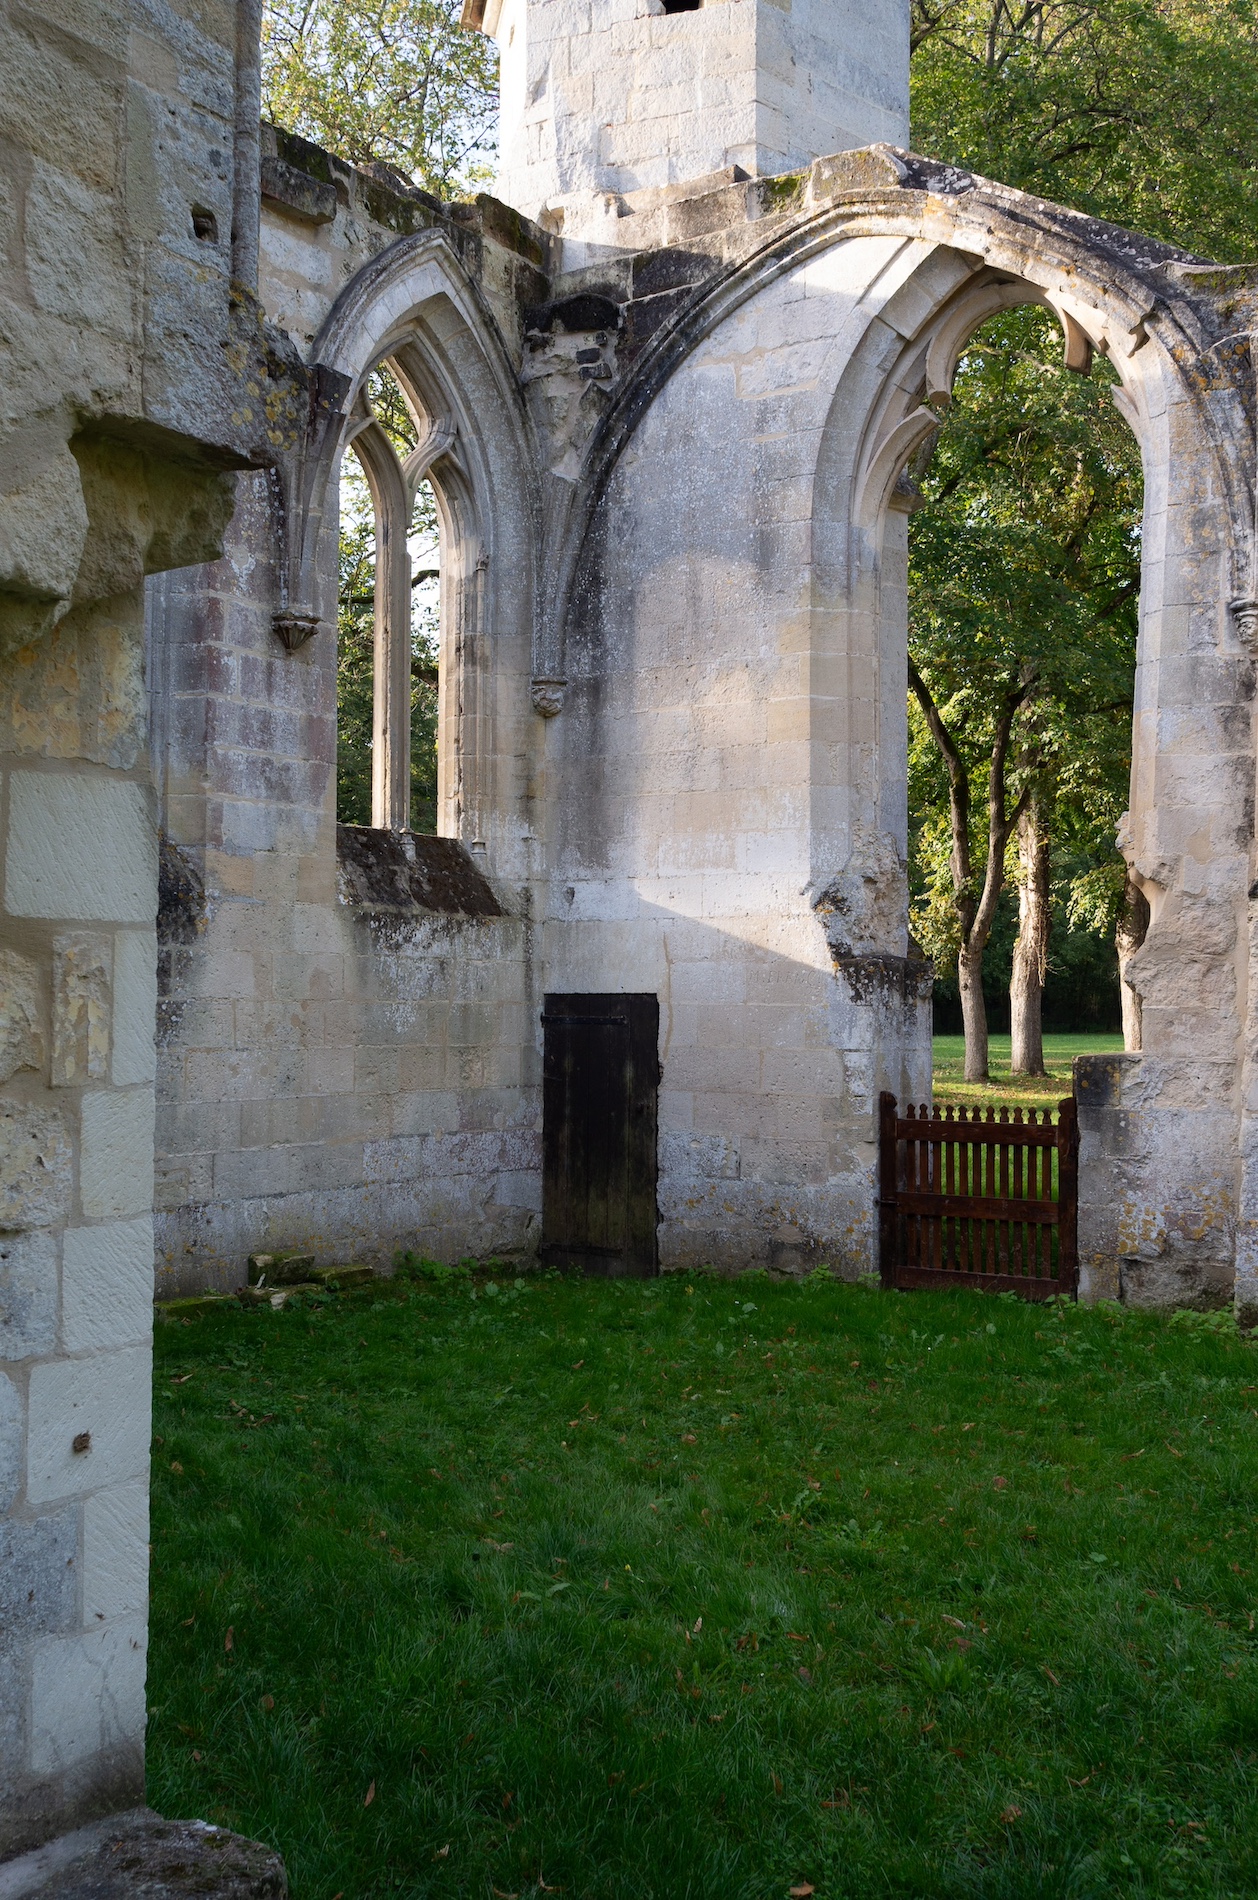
[149,1269,1258,1898]
[933,1031,1125,1115]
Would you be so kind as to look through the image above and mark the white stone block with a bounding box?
[79,1089,155,1221]
[83,1479,149,1624]
[4,772,155,922]
[26,1343,151,1504]
[62,1217,153,1353]
[29,1613,147,1774]
[111,931,158,1085]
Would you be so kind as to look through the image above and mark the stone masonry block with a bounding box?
[0,1508,76,1653]
[0,946,43,1084]
[0,1228,57,1361]
[50,932,112,1086]
[0,1099,71,1229]
[26,1343,151,1505]
[83,1479,149,1624]
[4,772,155,922]
[0,1371,21,1510]
[62,1216,153,1353]
[111,929,158,1085]
[29,1612,147,1775]
[79,1089,155,1220]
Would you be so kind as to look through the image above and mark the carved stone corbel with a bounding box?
[1231,598,1258,648]
[531,677,567,716]
[270,362,351,652]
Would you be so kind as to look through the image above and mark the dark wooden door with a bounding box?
[541,994,659,1275]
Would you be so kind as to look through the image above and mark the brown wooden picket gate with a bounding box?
[878,1092,1078,1300]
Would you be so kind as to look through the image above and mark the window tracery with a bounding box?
[336,361,461,834]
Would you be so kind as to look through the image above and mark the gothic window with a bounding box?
[336,363,447,833]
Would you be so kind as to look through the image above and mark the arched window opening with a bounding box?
[905,304,1143,1085]
[336,444,376,827]
[336,362,445,834]
[410,479,441,835]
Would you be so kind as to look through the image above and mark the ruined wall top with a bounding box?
[0,0,309,661]
[463,0,909,229]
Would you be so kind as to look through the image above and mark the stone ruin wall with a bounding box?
[0,0,310,1852]
[150,130,938,1295]
[4,0,1258,1865]
[150,135,549,1294]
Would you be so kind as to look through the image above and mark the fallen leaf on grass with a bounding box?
[790,1884,815,1896]
[999,1805,1022,1823]
[224,1627,233,1653]
[571,1360,584,1369]
[1042,1666,1060,1686]
[170,1462,183,1475]
[171,1374,194,1384]
[364,1781,375,1806]
[992,1476,1008,1490]
[433,1845,449,1859]
[681,1433,697,1444]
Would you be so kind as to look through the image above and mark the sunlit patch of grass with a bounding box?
[932,1031,1125,1114]
[149,1269,1258,1899]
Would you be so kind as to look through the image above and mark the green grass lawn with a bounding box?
[149,1268,1258,1900]
[933,1032,1126,1115]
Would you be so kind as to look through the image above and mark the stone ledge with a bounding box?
[336,825,503,918]
[0,1810,285,1899]
[260,156,337,226]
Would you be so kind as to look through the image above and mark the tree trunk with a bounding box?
[958,938,990,1081]
[908,656,1036,1088]
[1010,800,1051,1075]
[1116,868,1150,1052]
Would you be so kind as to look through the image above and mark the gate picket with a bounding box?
[878,1092,1078,1300]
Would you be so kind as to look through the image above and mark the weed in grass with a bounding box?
[149,1273,1258,1899]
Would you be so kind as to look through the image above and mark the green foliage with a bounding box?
[909,6,1258,1029]
[336,366,441,831]
[262,0,498,196]
[908,306,1140,1002]
[149,1276,1258,1898]
[910,0,1258,263]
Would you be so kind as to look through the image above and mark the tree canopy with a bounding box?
[262,0,498,196]
[906,2,1258,1067]
[910,0,1258,262]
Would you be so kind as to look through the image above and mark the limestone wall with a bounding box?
[545,228,936,1272]
[148,479,540,1294]
[149,140,547,1293]
[481,0,909,225]
[0,0,306,1853]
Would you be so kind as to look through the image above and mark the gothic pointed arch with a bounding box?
[301,230,541,845]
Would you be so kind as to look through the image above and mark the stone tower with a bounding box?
[463,0,910,224]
